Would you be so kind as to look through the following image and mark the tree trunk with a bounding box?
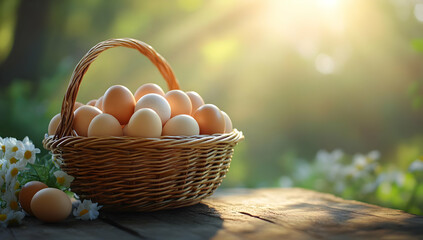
[0,0,50,87]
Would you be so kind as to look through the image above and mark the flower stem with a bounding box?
[405,179,420,212]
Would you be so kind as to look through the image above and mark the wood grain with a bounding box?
[1,188,422,240]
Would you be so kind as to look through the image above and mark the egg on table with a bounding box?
[162,114,199,136]
[134,83,165,102]
[88,113,123,137]
[31,188,72,223]
[165,90,192,117]
[73,105,102,136]
[135,93,171,125]
[18,181,48,215]
[103,85,136,125]
[125,108,162,137]
[193,104,226,134]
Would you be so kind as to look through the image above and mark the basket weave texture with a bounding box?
[43,38,244,212]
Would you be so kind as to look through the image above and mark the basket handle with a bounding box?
[55,38,180,139]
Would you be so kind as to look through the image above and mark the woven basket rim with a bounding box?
[44,129,244,150]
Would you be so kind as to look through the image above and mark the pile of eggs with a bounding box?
[48,83,233,137]
[19,181,72,222]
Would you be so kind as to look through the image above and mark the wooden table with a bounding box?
[1,188,422,240]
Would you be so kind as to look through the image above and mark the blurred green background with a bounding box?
[1,0,423,214]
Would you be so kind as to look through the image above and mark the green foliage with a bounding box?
[411,39,423,53]
[18,153,61,189]
[282,149,423,215]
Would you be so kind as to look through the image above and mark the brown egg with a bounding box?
[221,111,233,133]
[135,93,171,125]
[163,115,199,136]
[165,90,192,117]
[73,105,102,136]
[19,181,48,215]
[186,91,204,114]
[88,113,123,137]
[48,114,61,135]
[87,99,97,106]
[134,83,165,102]
[193,104,225,134]
[126,108,162,137]
[103,85,136,125]
[95,96,104,111]
[73,102,84,111]
[31,188,72,223]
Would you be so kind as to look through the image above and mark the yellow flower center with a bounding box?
[79,209,89,216]
[9,157,18,164]
[0,214,6,221]
[356,164,364,171]
[10,200,19,211]
[57,176,65,185]
[24,150,32,159]
[11,168,19,177]
[12,146,18,152]
[1,145,5,153]
[14,181,20,190]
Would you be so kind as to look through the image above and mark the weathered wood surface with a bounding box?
[1,188,422,240]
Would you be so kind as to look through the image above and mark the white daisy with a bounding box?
[409,158,423,173]
[6,178,20,199]
[5,210,25,227]
[0,208,10,228]
[51,155,63,168]
[54,170,74,188]
[316,149,344,166]
[278,176,293,188]
[22,136,31,146]
[18,137,40,164]
[0,159,6,188]
[5,161,26,184]
[0,208,25,227]
[4,138,24,161]
[4,190,20,211]
[350,151,380,179]
[73,199,102,220]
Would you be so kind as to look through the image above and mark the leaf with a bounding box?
[18,152,61,188]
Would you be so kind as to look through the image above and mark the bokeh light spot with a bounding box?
[414,3,423,22]
[315,54,335,74]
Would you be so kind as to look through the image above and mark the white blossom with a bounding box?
[278,176,293,188]
[409,159,423,173]
[16,137,40,164]
[73,200,102,220]
[53,170,74,188]
[0,208,25,227]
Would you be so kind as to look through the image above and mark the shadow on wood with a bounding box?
[102,203,224,240]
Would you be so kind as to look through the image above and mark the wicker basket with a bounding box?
[43,38,244,212]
